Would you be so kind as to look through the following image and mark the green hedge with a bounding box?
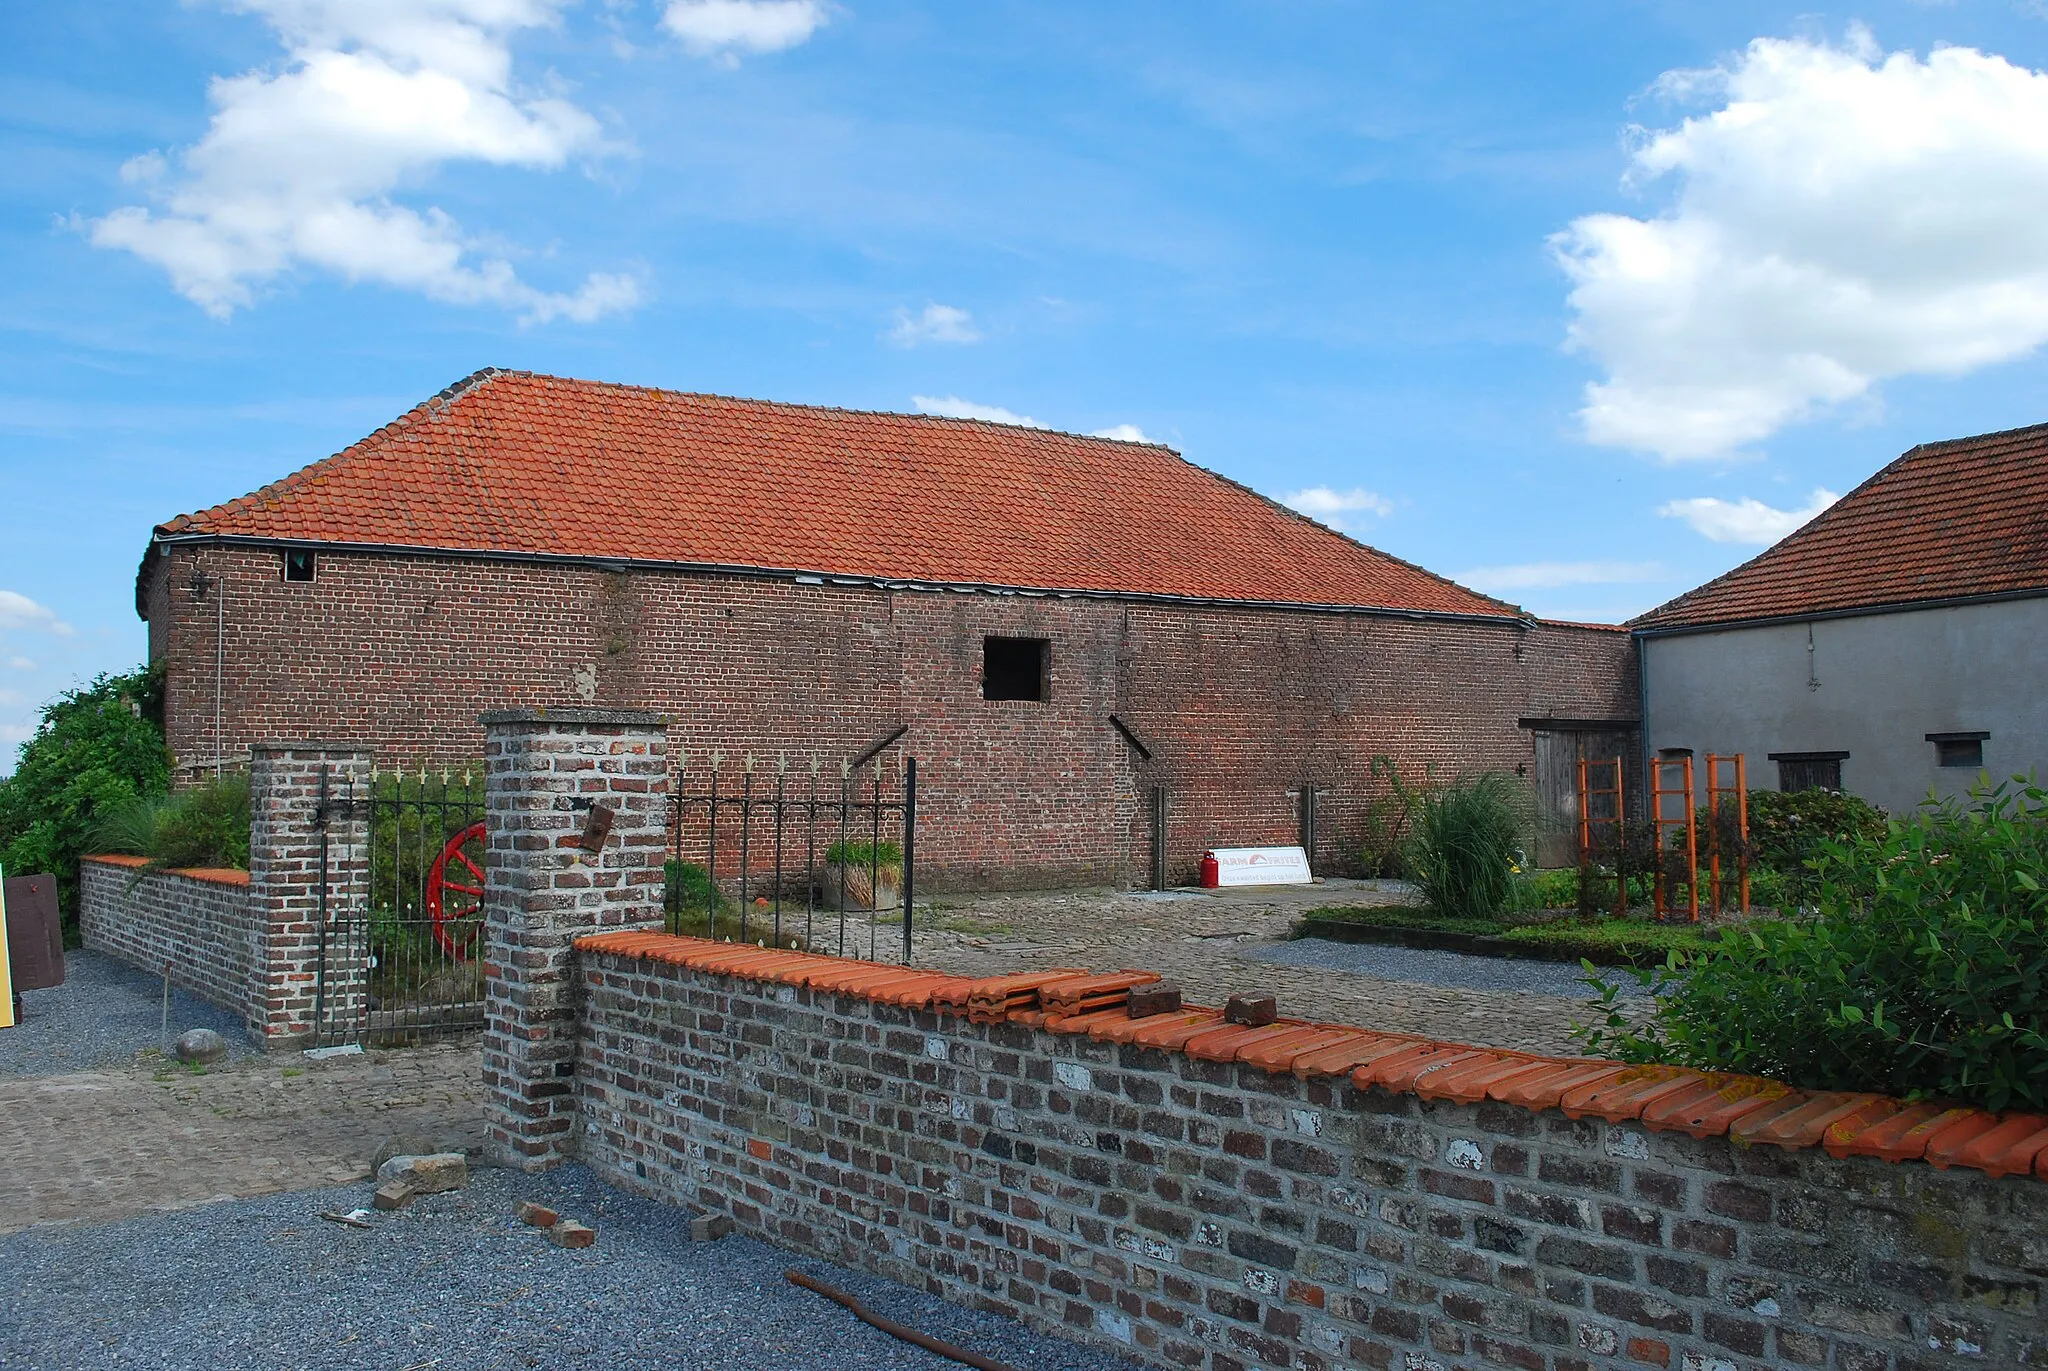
[1578,777,2048,1112]
[0,666,170,929]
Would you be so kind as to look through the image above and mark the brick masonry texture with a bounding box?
[144,544,1634,888]
[481,711,669,1170]
[569,938,2048,1371]
[248,743,370,1046]
[79,856,254,1025]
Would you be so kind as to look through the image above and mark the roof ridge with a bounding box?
[489,368,1181,451]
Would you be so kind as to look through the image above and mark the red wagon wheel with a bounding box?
[426,821,487,959]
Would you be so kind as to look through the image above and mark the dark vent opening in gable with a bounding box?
[983,636,1049,702]
[282,548,315,582]
[1929,732,1988,769]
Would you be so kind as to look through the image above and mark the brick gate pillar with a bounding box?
[248,742,372,1048]
[481,708,668,1170]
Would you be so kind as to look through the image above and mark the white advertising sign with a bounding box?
[1207,846,1313,887]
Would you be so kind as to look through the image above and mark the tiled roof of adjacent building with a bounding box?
[151,369,1515,618]
[1633,421,2048,633]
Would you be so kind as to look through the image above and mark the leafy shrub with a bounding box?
[1576,777,2048,1112]
[90,773,251,871]
[1404,772,1529,921]
[1510,867,1580,912]
[1357,756,1421,879]
[0,666,170,929]
[1744,787,1887,901]
[663,858,807,946]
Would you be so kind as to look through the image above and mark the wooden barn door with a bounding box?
[1530,728,1636,869]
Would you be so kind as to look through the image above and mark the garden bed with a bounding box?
[1292,904,1720,967]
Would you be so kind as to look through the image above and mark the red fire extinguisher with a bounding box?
[1199,851,1220,889]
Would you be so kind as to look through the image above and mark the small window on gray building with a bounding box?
[1770,751,1847,793]
[282,548,315,582]
[983,636,1049,702]
[1928,732,1988,769]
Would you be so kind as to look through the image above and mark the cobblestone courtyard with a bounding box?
[0,1031,483,1236]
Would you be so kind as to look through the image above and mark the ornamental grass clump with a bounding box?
[1404,772,1529,921]
[1577,776,2048,1112]
[91,772,251,871]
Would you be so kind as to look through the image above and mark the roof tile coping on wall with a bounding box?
[82,853,252,888]
[574,928,2048,1184]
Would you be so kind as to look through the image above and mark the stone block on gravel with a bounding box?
[690,1214,734,1242]
[173,1028,227,1065]
[376,1152,469,1192]
[547,1219,597,1249]
[371,1179,416,1211]
[515,1201,559,1228]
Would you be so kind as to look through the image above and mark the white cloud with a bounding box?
[1454,561,1665,593]
[87,0,639,322]
[912,395,1046,428]
[886,303,980,347]
[1555,29,2048,459]
[1658,488,1839,543]
[1280,486,1394,532]
[0,591,71,635]
[6,657,35,671]
[1090,424,1154,443]
[663,0,827,59]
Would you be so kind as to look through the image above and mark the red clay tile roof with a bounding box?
[1634,421,2048,632]
[151,369,1512,618]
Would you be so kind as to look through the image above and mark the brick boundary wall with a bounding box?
[481,708,669,1170]
[565,934,2048,1371]
[78,855,254,1021]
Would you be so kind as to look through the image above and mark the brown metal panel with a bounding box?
[4,872,65,991]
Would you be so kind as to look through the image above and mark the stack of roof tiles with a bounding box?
[575,929,2048,1181]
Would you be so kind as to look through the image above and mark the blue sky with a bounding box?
[7,0,2048,768]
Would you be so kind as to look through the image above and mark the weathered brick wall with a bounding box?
[572,946,2048,1371]
[79,855,255,1024]
[145,544,1634,887]
[481,710,668,1169]
[248,743,370,1046]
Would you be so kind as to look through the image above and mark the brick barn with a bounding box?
[138,368,1635,888]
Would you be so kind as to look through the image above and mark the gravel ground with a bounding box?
[0,1164,1144,1371]
[1,950,252,1078]
[1250,936,1654,999]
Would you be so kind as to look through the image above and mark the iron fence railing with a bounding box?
[664,747,918,963]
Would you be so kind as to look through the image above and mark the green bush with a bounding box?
[89,773,251,870]
[1744,787,1887,902]
[0,666,170,929]
[1404,772,1529,921]
[1576,777,2048,1112]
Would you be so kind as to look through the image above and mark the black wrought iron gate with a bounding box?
[310,766,489,1048]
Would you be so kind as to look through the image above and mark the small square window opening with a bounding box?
[982,636,1049,702]
[283,549,316,582]
[1770,752,1846,793]
[1929,733,1988,769]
